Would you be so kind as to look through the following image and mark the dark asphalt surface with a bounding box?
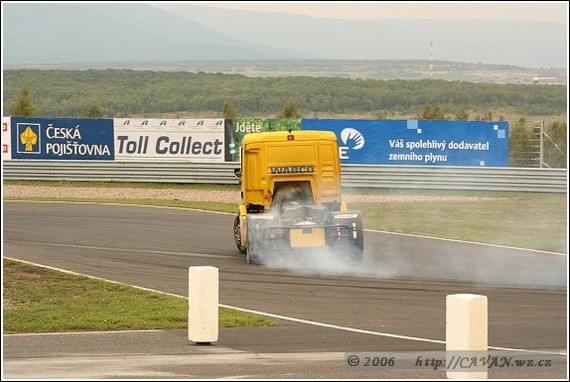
[2,201,568,379]
[3,326,566,379]
[3,326,450,379]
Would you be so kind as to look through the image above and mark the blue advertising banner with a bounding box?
[11,118,114,160]
[301,119,509,166]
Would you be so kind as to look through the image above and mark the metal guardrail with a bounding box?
[341,164,567,193]
[2,160,567,193]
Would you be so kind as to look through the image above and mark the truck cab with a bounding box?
[233,130,363,264]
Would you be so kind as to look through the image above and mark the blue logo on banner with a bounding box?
[11,118,115,160]
[301,119,509,166]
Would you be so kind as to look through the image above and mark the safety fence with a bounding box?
[2,160,567,193]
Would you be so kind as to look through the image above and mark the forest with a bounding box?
[3,69,567,168]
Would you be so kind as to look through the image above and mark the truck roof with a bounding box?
[242,130,338,144]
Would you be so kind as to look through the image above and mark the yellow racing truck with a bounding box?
[233,130,364,264]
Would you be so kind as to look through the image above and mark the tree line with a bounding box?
[5,69,567,168]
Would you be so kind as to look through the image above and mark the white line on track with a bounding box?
[4,257,565,356]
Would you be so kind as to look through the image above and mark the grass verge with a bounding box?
[2,258,277,334]
[349,190,567,253]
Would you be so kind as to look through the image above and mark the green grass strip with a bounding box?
[3,259,277,333]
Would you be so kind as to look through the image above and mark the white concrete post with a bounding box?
[188,266,219,344]
[446,294,488,379]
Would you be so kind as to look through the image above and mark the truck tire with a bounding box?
[246,237,261,264]
[245,218,261,264]
[233,215,246,254]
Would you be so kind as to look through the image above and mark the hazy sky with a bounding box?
[177,1,568,24]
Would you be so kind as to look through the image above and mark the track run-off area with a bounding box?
[2,201,567,378]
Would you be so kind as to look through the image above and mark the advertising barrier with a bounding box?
[10,117,114,160]
[302,119,509,166]
[2,117,11,160]
[114,118,225,162]
[4,117,509,167]
[225,118,301,162]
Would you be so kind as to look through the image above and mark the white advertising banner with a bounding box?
[114,118,225,162]
[2,117,12,160]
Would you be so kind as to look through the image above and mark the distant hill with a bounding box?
[2,2,566,69]
[1,3,305,66]
[153,3,568,69]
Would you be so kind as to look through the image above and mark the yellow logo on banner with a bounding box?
[20,126,38,152]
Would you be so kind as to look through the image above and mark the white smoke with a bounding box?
[256,233,567,290]
[252,179,566,290]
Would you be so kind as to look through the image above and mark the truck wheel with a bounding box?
[246,239,261,264]
[245,217,262,264]
[233,215,246,254]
